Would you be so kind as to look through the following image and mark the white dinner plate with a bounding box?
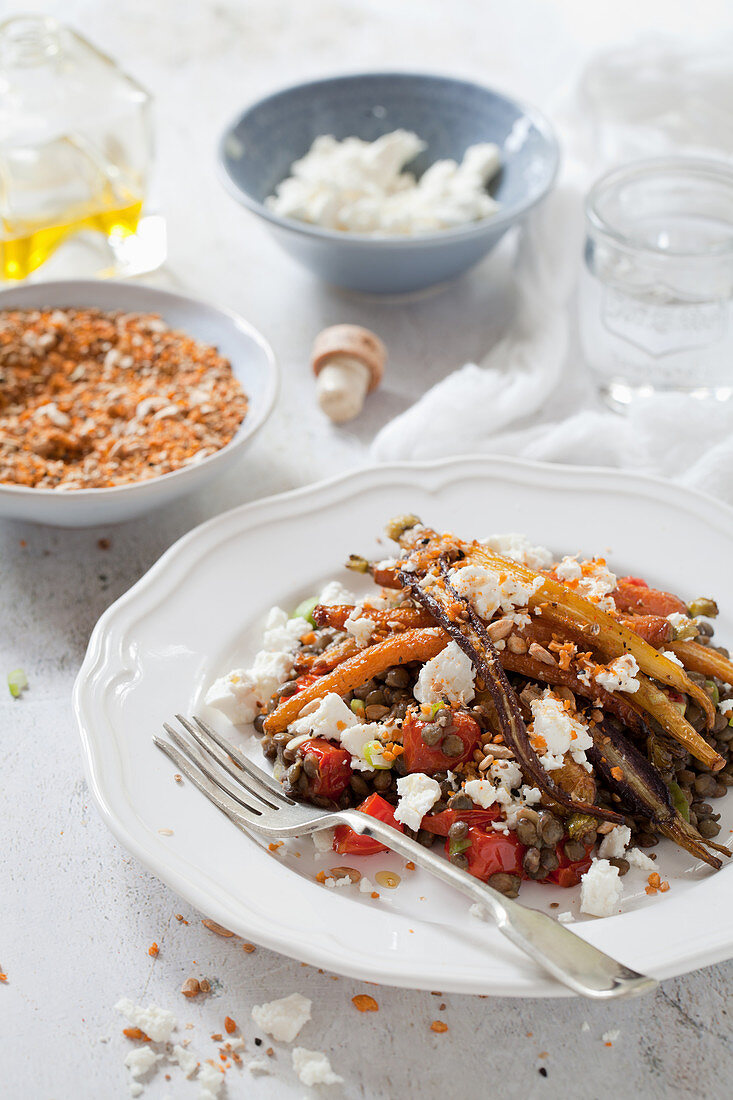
[73,456,733,996]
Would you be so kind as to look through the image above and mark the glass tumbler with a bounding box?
[579,157,733,409]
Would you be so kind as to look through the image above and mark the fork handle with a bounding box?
[338,810,657,1000]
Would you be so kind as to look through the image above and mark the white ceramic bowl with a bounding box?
[0,280,278,527]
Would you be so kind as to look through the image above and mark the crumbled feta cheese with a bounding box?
[345,611,375,647]
[170,1044,198,1078]
[557,911,573,924]
[360,875,376,894]
[247,1058,271,1076]
[582,1021,590,1032]
[413,640,475,706]
[262,607,311,652]
[464,778,500,809]
[719,699,733,716]
[662,649,684,667]
[394,773,442,830]
[324,875,351,888]
[340,720,387,771]
[449,563,543,622]
[292,1047,343,1087]
[312,828,336,853]
[554,555,583,582]
[489,759,523,790]
[598,825,631,859]
[575,561,618,610]
[198,1061,225,1099]
[481,533,554,571]
[251,993,312,1042]
[625,847,656,871]
[288,692,357,740]
[318,580,356,606]
[115,998,177,1043]
[124,1045,161,1079]
[580,859,624,917]
[267,130,501,236]
[529,689,593,771]
[602,1029,620,1043]
[667,611,690,631]
[205,606,308,724]
[595,654,640,694]
[469,902,488,920]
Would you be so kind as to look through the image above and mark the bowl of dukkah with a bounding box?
[0,280,278,526]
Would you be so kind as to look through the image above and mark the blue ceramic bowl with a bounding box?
[219,72,559,295]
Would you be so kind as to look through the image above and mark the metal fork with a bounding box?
[154,716,657,1000]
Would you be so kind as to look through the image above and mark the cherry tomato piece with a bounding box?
[333,792,403,855]
[420,807,501,836]
[447,825,525,882]
[298,738,351,800]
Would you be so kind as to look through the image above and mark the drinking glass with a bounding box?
[579,157,733,409]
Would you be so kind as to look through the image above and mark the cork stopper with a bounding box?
[311,324,386,393]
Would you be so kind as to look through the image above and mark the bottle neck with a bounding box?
[0,16,61,68]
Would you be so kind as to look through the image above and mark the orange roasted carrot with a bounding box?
[669,640,733,686]
[313,604,434,631]
[263,628,448,733]
[612,578,688,618]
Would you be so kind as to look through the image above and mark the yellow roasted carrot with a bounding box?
[469,545,716,729]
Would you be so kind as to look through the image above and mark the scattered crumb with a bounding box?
[211,1033,223,1042]
[182,979,201,999]
[251,993,312,1042]
[581,1022,590,1033]
[148,943,159,958]
[199,979,211,993]
[539,1051,548,1058]
[351,994,378,1013]
[292,1047,343,1086]
[98,538,111,550]
[405,861,415,870]
[430,1021,448,1034]
[602,1029,620,1044]
[201,919,235,937]
[224,1017,237,1034]
[247,1057,271,1076]
[123,1027,151,1042]
[174,913,189,924]
[174,774,183,783]
[158,828,174,836]
[242,943,256,954]
[115,999,177,1043]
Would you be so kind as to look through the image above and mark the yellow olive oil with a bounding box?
[1,196,143,280]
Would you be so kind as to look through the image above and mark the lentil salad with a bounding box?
[206,517,732,915]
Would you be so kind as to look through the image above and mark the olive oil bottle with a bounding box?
[0,16,161,281]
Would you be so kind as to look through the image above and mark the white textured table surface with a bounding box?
[4,1,733,1098]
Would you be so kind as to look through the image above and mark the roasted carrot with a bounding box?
[618,614,673,648]
[612,578,688,618]
[313,604,433,631]
[669,640,733,686]
[634,675,724,771]
[264,628,447,733]
[469,545,715,729]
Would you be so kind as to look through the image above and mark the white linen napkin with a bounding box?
[371,42,733,503]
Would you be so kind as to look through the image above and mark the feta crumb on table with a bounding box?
[115,998,177,1043]
[292,1047,344,1086]
[198,1061,225,1099]
[580,859,624,917]
[251,992,312,1042]
[124,1045,161,1079]
[394,773,442,830]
